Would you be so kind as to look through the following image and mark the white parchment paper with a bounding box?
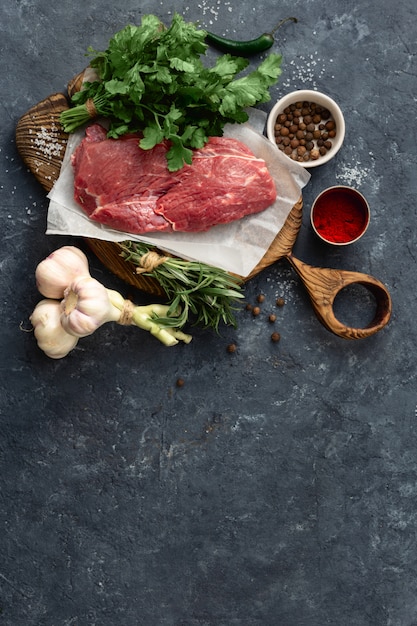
[47,109,310,276]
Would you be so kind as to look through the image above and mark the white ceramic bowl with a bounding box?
[266,89,345,168]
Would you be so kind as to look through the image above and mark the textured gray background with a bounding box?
[1,0,416,624]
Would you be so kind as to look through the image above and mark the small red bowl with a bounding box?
[310,186,370,245]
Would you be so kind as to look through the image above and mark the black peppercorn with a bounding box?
[273,100,337,163]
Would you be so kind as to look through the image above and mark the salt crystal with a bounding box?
[31,124,66,160]
[335,163,370,187]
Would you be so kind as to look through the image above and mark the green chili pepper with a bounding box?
[205,16,298,56]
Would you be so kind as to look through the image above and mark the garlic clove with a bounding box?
[61,275,122,338]
[35,246,90,299]
[30,299,79,359]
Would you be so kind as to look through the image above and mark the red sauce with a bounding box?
[312,188,369,244]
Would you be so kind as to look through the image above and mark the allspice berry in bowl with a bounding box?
[266,89,345,168]
[310,186,370,245]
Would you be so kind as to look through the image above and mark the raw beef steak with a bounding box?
[71,123,277,234]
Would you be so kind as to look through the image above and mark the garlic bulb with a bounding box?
[31,246,193,356]
[30,299,79,359]
[61,277,192,345]
[61,275,122,338]
[35,246,90,299]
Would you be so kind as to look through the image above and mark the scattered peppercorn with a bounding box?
[268,314,277,323]
[273,100,336,163]
[257,293,266,303]
[245,303,253,311]
[227,343,237,353]
[276,297,285,307]
[176,378,185,387]
[271,332,281,342]
[252,306,261,317]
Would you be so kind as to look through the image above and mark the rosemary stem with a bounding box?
[118,241,244,331]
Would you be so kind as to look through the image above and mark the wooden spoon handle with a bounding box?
[286,253,392,339]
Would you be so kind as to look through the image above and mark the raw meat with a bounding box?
[71,123,277,234]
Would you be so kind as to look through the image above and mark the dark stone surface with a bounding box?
[1,1,416,624]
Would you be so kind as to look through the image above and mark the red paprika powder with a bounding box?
[311,187,369,244]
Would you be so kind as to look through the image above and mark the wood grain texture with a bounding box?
[15,93,69,194]
[287,254,392,339]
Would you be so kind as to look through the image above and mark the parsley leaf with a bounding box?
[139,125,164,149]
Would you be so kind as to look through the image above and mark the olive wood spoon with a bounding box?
[284,254,392,339]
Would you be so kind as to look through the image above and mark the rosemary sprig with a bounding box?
[119,241,245,331]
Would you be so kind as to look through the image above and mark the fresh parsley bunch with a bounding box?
[60,13,282,170]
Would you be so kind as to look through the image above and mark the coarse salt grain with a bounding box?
[281,53,334,90]
[197,0,232,22]
[335,162,370,187]
[31,124,66,160]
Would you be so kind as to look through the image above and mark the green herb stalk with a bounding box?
[118,241,244,331]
